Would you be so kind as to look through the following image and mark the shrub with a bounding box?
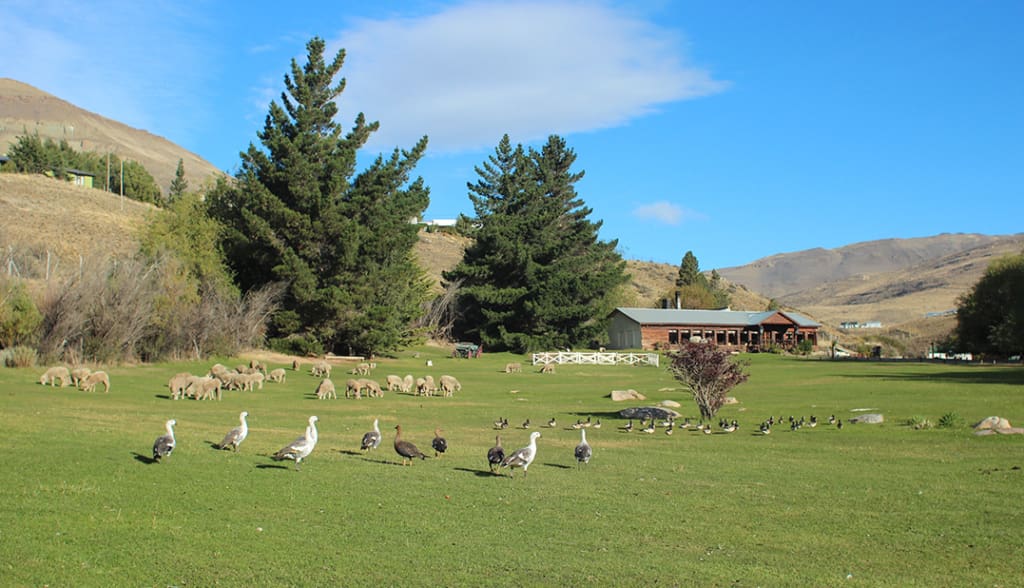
[906,415,934,430]
[938,412,965,429]
[269,334,324,358]
[1,345,38,367]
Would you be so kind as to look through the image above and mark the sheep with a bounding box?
[291,359,301,371]
[415,377,426,396]
[359,378,383,398]
[504,362,522,374]
[315,378,336,400]
[439,375,461,397]
[208,363,231,380]
[540,362,556,374]
[345,378,364,399]
[386,374,404,392]
[168,372,193,400]
[39,366,71,387]
[187,376,222,401]
[311,361,331,378]
[249,359,266,374]
[351,362,371,376]
[79,370,111,393]
[402,374,414,394]
[417,375,436,396]
[70,367,92,387]
[268,368,287,383]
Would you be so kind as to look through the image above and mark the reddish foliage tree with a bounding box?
[668,340,750,420]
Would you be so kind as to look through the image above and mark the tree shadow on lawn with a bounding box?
[843,367,1024,386]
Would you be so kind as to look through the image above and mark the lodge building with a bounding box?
[607,307,820,351]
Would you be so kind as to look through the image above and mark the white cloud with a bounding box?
[330,1,727,153]
[632,201,705,225]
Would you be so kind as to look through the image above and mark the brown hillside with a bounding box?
[0,78,223,194]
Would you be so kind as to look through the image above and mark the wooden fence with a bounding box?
[530,351,659,367]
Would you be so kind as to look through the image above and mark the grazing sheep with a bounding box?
[386,374,403,392]
[402,374,414,394]
[208,363,231,380]
[268,368,287,383]
[168,372,193,400]
[345,378,364,399]
[70,367,92,387]
[315,378,336,400]
[359,378,383,398]
[291,359,301,371]
[351,362,371,376]
[439,375,461,397]
[249,359,266,373]
[79,370,110,393]
[187,376,222,401]
[540,362,556,374]
[417,375,436,396]
[39,366,71,387]
[241,372,265,391]
[415,377,426,396]
[311,361,331,378]
[504,362,522,374]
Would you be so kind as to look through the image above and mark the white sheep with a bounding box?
[70,367,92,387]
[345,378,363,399]
[311,361,331,378]
[79,370,110,393]
[402,374,414,394]
[39,366,71,387]
[504,362,522,374]
[439,374,461,397]
[168,372,192,400]
[359,378,383,398]
[268,368,287,383]
[385,374,403,392]
[540,362,556,374]
[316,378,336,400]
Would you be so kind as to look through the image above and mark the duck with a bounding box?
[574,429,592,468]
[828,414,837,425]
[580,417,592,429]
[215,411,249,452]
[501,431,541,477]
[721,421,738,433]
[360,418,382,451]
[521,418,531,430]
[546,417,557,428]
[431,428,448,458]
[836,419,844,430]
[487,435,505,473]
[759,422,772,435]
[393,424,427,465]
[592,419,602,429]
[493,417,506,429]
[272,416,318,470]
[620,420,633,432]
[153,419,176,461]
[702,424,713,435]
[807,416,818,428]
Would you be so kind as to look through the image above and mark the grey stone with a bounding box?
[848,413,884,424]
[618,406,680,420]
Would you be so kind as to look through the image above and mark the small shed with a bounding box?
[66,168,96,188]
[607,307,820,351]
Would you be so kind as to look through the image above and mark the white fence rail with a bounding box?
[530,351,659,367]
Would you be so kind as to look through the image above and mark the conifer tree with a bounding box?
[208,37,430,356]
[169,158,188,201]
[445,134,628,353]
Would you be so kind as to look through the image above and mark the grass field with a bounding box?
[1,350,1022,587]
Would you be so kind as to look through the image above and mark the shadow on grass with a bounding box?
[131,452,158,464]
[360,456,418,466]
[453,466,503,478]
[255,463,291,470]
[843,367,1024,386]
[338,449,362,456]
[154,394,171,400]
[541,463,572,469]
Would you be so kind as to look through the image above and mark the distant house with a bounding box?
[607,307,820,351]
[65,168,95,188]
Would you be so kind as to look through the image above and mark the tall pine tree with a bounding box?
[445,134,628,353]
[208,38,430,356]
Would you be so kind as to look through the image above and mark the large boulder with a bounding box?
[973,416,1024,435]
[618,406,680,421]
[848,413,884,424]
[610,389,646,402]
[658,399,681,408]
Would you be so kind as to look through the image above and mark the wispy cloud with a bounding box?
[330,1,727,153]
[632,201,706,225]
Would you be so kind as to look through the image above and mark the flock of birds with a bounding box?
[151,407,841,473]
[149,411,590,476]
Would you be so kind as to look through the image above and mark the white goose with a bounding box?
[216,411,249,452]
[360,418,382,451]
[574,429,592,468]
[501,431,541,478]
[153,419,176,461]
[272,416,318,470]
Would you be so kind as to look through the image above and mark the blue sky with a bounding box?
[2,1,1022,269]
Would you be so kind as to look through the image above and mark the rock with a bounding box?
[618,406,680,421]
[995,427,1024,435]
[848,413,884,424]
[610,389,646,402]
[723,397,739,405]
[974,416,1013,431]
[658,399,681,408]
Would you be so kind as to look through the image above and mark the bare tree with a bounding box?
[668,341,750,420]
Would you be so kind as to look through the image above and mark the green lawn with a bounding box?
[1,351,1021,586]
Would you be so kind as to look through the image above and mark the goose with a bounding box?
[360,418,382,451]
[807,415,818,428]
[501,431,541,477]
[431,428,448,458]
[664,422,674,436]
[574,429,592,468]
[702,424,713,435]
[580,417,592,429]
[620,420,633,432]
[641,421,655,434]
[153,419,176,461]
[721,421,738,433]
[394,424,427,465]
[592,419,602,430]
[759,421,772,435]
[493,417,505,429]
[215,411,249,452]
[836,419,844,430]
[521,418,531,430]
[828,414,837,425]
[272,416,318,470]
[487,435,505,473]
[546,417,557,428]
